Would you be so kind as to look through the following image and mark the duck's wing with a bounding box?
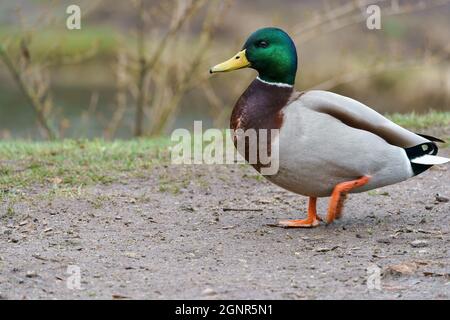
[294,90,449,175]
[296,90,432,148]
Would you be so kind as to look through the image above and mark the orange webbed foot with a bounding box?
[278,197,322,228]
[278,216,321,228]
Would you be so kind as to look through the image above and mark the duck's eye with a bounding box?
[256,40,269,48]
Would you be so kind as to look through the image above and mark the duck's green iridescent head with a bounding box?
[210,27,298,85]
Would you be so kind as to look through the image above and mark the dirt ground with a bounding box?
[0,149,449,300]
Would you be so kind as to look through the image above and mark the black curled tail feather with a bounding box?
[404,142,438,176]
[415,133,445,143]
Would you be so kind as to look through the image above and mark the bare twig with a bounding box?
[293,0,450,43]
[105,51,129,139]
[135,0,148,137]
[202,82,230,128]
[147,0,232,136]
[310,48,449,91]
[223,208,263,212]
[132,0,206,137]
[145,0,206,73]
[293,0,388,35]
[0,44,57,140]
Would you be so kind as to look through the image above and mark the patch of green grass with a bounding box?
[367,191,390,197]
[0,111,448,192]
[5,204,15,218]
[243,173,265,182]
[157,171,191,195]
[158,183,181,195]
[386,111,450,129]
[0,192,20,220]
[441,138,450,148]
[88,195,112,209]
[0,138,172,190]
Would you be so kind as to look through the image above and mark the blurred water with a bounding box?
[0,85,214,139]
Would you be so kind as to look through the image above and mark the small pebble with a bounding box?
[315,246,339,252]
[202,288,217,296]
[18,220,28,226]
[377,238,391,244]
[26,271,38,278]
[10,237,19,243]
[435,195,449,203]
[410,240,429,248]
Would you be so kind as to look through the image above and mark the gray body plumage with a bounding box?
[267,90,421,197]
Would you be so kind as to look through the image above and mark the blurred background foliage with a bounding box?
[0,0,449,140]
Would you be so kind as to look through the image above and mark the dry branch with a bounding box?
[132,0,207,137]
[0,44,57,140]
[105,51,130,139]
[310,46,450,91]
[293,0,450,42]
[147,0,232,136]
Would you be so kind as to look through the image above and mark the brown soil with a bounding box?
[0,152,449,300]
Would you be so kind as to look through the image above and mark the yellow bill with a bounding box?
[210,49,250,73]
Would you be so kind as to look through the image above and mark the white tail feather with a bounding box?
[411,155,450,165]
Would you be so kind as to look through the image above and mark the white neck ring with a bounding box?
[256,76,293,88]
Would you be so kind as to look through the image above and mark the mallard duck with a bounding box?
[210,27,449,227]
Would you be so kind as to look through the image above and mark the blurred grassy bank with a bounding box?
[386,111,450,129]
[0,138,172,194]
[0,111,448,196]
[0,26,118,59]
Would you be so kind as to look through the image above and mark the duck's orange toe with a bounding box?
[278,197,322,228]
[278,216,321,228]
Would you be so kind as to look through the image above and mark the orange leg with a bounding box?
[326,176,371,224]
[279,197,322,228]
[335,193,348,220]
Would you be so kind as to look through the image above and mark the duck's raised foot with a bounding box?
[326,175,371,224]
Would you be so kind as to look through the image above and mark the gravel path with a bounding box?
[0,150,449,300]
